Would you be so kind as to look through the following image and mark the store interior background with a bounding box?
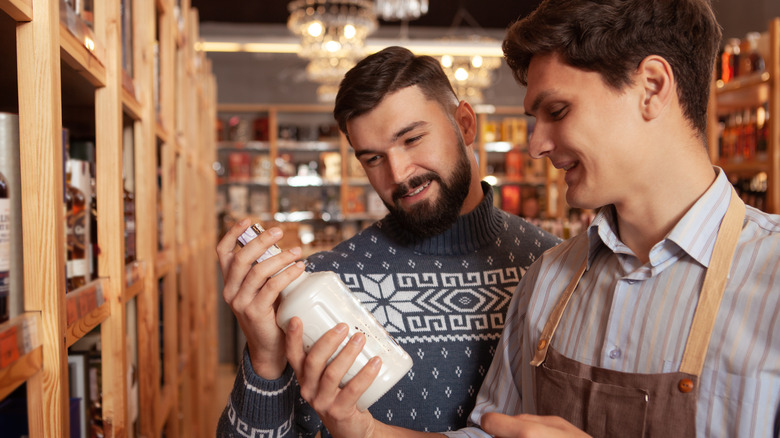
[193,0,780,405]
[195,0,780,106]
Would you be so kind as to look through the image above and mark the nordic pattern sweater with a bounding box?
[218,183,560,436]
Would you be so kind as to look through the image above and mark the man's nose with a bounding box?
[528,123,554,159]
[387,149,413,184]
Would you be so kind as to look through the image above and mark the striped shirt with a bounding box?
[446,168,780,438]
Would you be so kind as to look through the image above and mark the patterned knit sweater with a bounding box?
[218,183,560,437]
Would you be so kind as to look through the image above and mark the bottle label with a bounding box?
[67,259,88,276]
[68,209,88,250]
[237,223,283,264]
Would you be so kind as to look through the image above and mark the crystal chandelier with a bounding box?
[439,50,502,103]
[376,0,429,21]
[288,0,378,101]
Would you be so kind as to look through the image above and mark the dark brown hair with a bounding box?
[333,46,458,138]
[503,0,722,136]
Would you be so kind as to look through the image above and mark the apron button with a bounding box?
[678,378,694,393]
[537,339,548,351]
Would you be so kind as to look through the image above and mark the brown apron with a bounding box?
[530,190,745,437]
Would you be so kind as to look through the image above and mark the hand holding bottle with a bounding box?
[216,218,306,379]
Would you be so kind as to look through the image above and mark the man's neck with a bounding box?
[614,153,716,264]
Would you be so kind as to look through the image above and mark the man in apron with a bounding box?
[277,0,780,437]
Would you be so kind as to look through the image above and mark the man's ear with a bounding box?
[637,55,674,120]
[455,100,478,145]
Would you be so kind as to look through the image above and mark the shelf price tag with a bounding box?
[0,325,19,368]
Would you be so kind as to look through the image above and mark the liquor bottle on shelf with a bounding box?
[720,38,740,83]
[124,179,136,265]
[66,160,89,291]
[0,112,21,323]
[0,170,8,323]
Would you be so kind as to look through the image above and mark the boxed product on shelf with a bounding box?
[227,115,252,142]
[253,116,269,141]
[500,117,528,144]
[227,151,251,182]
[344,186,367,214]
[321,151,341,182]
[228,185,249,216]
[250,154,272,182]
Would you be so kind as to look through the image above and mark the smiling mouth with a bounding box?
[404,180,431,197]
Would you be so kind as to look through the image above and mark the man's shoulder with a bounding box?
[494,208,562,248]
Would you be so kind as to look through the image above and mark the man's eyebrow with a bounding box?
[391,121,427,142]
[526,90,555,117]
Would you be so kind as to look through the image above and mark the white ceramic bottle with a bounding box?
[238,224,413,410]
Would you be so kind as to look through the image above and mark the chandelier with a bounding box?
[438,49,502,103]
[376,0,429,21]
[288,0,378,101]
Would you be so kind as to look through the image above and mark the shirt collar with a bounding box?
[586,167,732,268]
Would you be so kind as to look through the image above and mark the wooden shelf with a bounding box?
[59,21,105,88]
[0,0,32,21]
[123,87,143,121]
[0,347,41,400]
[709,18,780,214]
[3,0,218,436]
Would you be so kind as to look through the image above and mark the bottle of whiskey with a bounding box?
[66,161,88,291]
[0,170,9,323]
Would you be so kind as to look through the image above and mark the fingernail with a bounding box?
[239,218,250,227]
[268,227,282,237]
[369,357,381,368]
[334,323,348,334]
[350,332,365,344]
[289,247,301,257]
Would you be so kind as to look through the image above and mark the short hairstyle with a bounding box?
[503,0,722,136]
[333,46,459,138]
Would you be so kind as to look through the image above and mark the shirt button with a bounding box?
[609,348,621,359]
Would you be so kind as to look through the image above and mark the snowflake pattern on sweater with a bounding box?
[217,184,560,437]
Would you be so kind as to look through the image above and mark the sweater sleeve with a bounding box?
[216,346,323,437]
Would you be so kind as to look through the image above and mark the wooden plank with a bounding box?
[0,346,41,400]
[135,0,163,435]
[65,301,110,347]
[93,0,130,434]
[123,87,143,121]
[0,0,32,21]
[59,21,106,88]
[16,0,68,435]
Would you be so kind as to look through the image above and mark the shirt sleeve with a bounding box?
[216,345,322,437]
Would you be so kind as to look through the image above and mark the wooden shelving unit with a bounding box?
[709,18,780,214]
[476,108,566,220]
[0,0,218,437]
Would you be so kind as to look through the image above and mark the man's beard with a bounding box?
[384,134,472,241]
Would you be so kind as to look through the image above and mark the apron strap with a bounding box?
[531,189,745,372]
[531,258,587,366]
[679,189,745,375]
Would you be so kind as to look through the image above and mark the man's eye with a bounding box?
[550,106,567,120]
[405,135,423,145]
[364,155,381,165]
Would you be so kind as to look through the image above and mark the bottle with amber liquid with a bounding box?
[0,170,9,322]
[66,161,88,291]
